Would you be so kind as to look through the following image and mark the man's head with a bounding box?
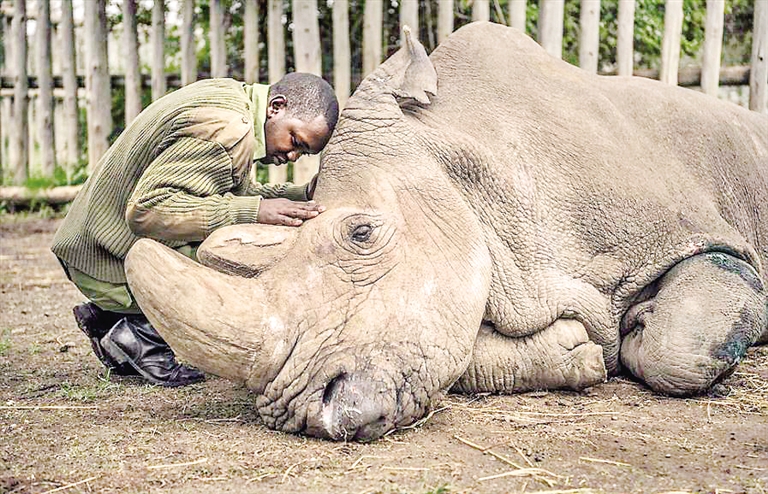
[263,73,340,165]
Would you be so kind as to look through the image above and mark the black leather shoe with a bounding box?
[73,303,137,376]
[100,316,205,387]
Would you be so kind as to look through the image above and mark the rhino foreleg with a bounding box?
[620,252,767,396]
[452,319,607,394]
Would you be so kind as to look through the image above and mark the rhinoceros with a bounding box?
[124,22,768,441]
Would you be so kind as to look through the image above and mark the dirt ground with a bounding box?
[1,215,767,494]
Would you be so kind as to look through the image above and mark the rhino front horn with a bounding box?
[125,238,294,393]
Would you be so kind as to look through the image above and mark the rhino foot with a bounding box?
[453,318,607,394]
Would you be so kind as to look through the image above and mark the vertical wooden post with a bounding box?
[60,0,79,173]
[472,0,490,22]
[267,0,286,184]
[750,0,767,113]
[267,0,285,84]
[84,0,111,172]
[152,0,166,100]
[579,0,600,73]
[210,0,227,78]
[660,0,683,85]
[363,0,382,77]
[539,0,564,59]
[437,0,453,44]
[292,0,322,185]
[400,0,418,38]
[509,0,527,32]
[12,0,28,184]
[244,0,259,84]
[123,0,142,123]
[0,12,4,181]
[700,0,724,97]
[180,0,197,86]
[37,0,55,177]
[333,0,351,107]
[616,0,635,76]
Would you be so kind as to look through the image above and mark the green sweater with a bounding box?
[52,78,309,284]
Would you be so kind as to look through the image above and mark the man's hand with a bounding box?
[257,198,326,226]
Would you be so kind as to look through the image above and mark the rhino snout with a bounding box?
[314,373,395,441]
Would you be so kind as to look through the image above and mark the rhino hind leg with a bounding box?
[452,319,607,394]
[620,252,767,396]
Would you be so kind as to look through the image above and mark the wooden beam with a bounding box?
[11,0,29,184]
[579,0,601,73]
[180,0,196,86]
[660,0,684,85]
[0,184,81,206]
[59,0,79,168]
[701,0,724,96]
[539,0,564,59]
[616,0,635,76]
[151,0,166,100]
[750,0,767,113]
[333,0,351,107]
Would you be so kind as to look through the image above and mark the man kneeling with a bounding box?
[52,73,339,386]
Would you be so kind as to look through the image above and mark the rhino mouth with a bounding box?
[255,341,437,441]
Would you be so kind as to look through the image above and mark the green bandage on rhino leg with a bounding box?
[620,252,767,396]
[452,319,607,394]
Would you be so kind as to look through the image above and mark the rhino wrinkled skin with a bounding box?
[125,22,768,441]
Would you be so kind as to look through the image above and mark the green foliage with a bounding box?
[23,163,88,190]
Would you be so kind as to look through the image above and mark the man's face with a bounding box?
[263,98,331,165]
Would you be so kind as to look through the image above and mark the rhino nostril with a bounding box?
[322,372,348,406]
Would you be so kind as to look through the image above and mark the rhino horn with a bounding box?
[197,224,299,278]
[125,238,293,392]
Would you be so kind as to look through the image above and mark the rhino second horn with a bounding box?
[198,224,299,278]
[125,238,292,392]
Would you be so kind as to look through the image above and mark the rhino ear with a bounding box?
[380,26,437,105]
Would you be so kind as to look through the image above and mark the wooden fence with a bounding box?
[0,0,766,195]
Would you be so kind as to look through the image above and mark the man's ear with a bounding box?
[267,95,286,119]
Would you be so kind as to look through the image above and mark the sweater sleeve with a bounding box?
[243,178,310,201]
[126,136,262,242]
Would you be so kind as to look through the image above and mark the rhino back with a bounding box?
[421,22,768,342]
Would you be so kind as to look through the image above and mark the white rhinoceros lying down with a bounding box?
[125,22,768,441]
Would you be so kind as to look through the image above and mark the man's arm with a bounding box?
[126,137,320,241]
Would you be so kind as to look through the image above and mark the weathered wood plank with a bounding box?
[83,0,111,172]
[539,0,564,59]
[333,0,351,107]
[244,0,259,84]
[750,0,767,113]
[59,0,79,169]
[701,0,724,96]
[123,0,142,123]
[151,0,166,100]
[660,0,684,85]
[437,0,454,44]
[292,0,322,185]
[12,0,29,183]
[363,0,383,77]
[617,0,635,76]
[210,0,227,78]
[579,0,601,73]
[180,0,196,86]
[472,0,490,22]
[36,0,55,176]
[0,185,81,206]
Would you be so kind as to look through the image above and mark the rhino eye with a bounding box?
[351,224,373,243]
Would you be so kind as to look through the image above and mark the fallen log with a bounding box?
[0,185,82,207]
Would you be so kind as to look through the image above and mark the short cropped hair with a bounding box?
[269,72,340,132]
